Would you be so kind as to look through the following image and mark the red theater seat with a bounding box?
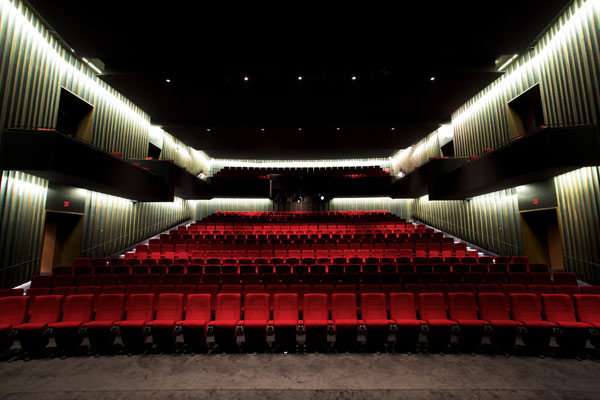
[178,294,213,350]
[83,294,125,352]
[14,295,62,353]
[478,293,521,351]
[207,293,242,348]
[301,293,331,348]
[331,293,360,349]
[510,293,555,351]
[116,294,155,351]
[147,293,184,351]
[360,293,393,347]
[48,294,94,352]
[541,294,591,352]
[0,296,28,352]
[272,293,299,349]
[418,293,456,350]
[448,292,486,351]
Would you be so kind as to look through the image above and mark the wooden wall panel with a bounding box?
[410,190,522,256]
[554,167,600,284]
[0,171,47,287]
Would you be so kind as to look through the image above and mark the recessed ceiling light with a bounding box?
[320,195,325,201]
[391,127,395,131]
[243,76,249,81]
[166,78,171,83]
[336,127,340,131]
[430,76,435,81]
[351,76,357,80]
[298,76,303,80]
[298,128,302,131]
[261,128,265,132]
[206,128,211,132]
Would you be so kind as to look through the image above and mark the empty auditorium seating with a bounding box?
[301,293,331,348]
[207,293,242,348]
[239,293,270,348]
[360,293,392,347]
[177,294,212,350]
[331,293,360,349]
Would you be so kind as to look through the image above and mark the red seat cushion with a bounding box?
[118,320,146,328]
[147,320,176,329]
[488,319,522,328]
[178,320,207,329]
[395,319,425,327]
[334,319,358,328]
[556,321,593,329]
[274,319,297,327]
[364,319,392,327]
[520,320,556,328]
[426,319,455,328]
[14,323,47,331]
[48,321,83,330]
[84,321,115,329]
[241,320,268,328]
[211,320,238,328]
[455,319,486,328]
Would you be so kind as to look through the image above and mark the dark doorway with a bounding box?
[147,142,162,159]
[519,208,564,272]
[56,88,94,143]
[40,211,84,274]
[507,84,545,139]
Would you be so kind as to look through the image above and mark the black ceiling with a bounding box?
[26,0,572,159]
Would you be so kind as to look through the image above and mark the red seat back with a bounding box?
[418,293,448,320]
[510,293,543,322]
[0,296,28,325]
[93,294,125,321]
[331,293,357,321]
[28,295,62,324]
[478,293,511,320]
[273,293,298,321]
[214,293,241,321]
[541,294,577,323]
[185,294,212,320]
[574,294,600,323]
[244,293,270,320]
[60,295,94,323]
[360,293,388,320]
[155,293,184,320]
[303,294,328,320]
[448,292,478,320]
[125,294,155,321]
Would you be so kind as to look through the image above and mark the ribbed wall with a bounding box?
[452,0,600,157]
[411,190,522,256]
[0,172,48,287]
[0,0,196,287]
[160,131,211,176]
[81,194,192,259]
[554,167,600,283]
[0,0,151,158]
[391,128,443,174]
[328,197,410,219]
[194,199,274,220]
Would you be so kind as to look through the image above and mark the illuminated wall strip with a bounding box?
[410,189,522,256]
[0,172,48,288]
[193,198,274,221]
[554,167,600,284]
[209,158,393,176]
[328,197,410,219]
[390,127,445,174]
[451,0,600,156]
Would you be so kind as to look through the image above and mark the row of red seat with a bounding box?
[55,262,547,277]
[32,271,574,288]
[14,283,599,300]
[2,292,599,354]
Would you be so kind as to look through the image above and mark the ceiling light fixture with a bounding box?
[81,57,102,74]
[498,54,519,71]
[165,78,171,83]
[391,127,395,131]
[261,128,265,131]
[351,76,357,81]
[298,76,303,80]
[336,127,340,131]
[243,76,249,81]
[298,128,302,131]
[430,76,435,81]
[206,128,211,132]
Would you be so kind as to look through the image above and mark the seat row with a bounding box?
[2,292,600,354]
[33,271,575,288]
[15,283,598,300]
[54,263,549,277]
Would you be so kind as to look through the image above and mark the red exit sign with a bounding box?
[533,198,539,205]
[64,201,70,207]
